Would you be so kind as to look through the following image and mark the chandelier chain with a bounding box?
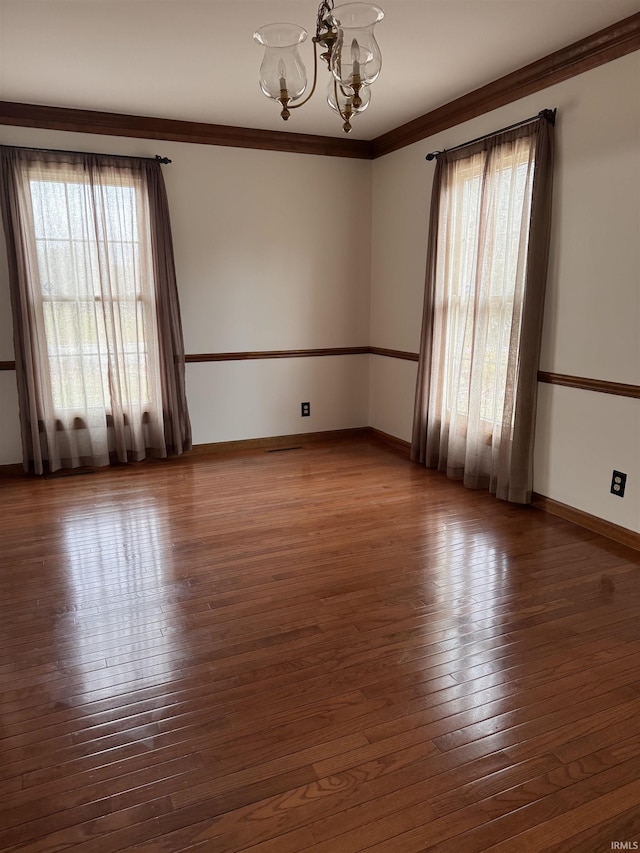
[315,0,336,39]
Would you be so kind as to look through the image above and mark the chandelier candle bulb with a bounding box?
[351,39,361,79]
[278,59,287,93]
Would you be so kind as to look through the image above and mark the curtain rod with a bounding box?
[0,144,172,164]
[425,108,556,161]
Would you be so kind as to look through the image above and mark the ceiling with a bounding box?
[1,0,639,141]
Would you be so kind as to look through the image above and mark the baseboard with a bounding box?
[0,428,370,475]
[366,429,639,552]
[366,427,411,455]
[189,427,370,456]
[532,492,640,551]
[0,462,24,478]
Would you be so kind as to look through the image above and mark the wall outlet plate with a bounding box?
[301,402,310,417]
[610,470,627,497]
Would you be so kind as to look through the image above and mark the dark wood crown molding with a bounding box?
[1,14,638,160]
[372,12,640,158]
[0,101,374,160]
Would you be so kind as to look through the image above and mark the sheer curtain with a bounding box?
[411,116,554,503]
[0,146,191,474]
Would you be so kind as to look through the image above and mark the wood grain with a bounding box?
[0,101,374,159]
[0,437,638,851]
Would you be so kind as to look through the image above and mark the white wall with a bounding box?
[368,355,417,442]
[369,51,640,533]
[0,127,372,463]
[188,355,368,445]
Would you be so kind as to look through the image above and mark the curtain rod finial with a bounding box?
[424,108,557,162]
[155,155,172,164]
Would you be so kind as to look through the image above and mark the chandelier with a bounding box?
[253,1,384,134]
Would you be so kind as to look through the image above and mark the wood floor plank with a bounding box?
[542,803,640,853]
[0,437,638,852]
[481,777,640,853]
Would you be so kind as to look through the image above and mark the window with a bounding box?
[30,172,161,423]
[0,146,191,474]
[411,115,555,503]
[442,148,533,427]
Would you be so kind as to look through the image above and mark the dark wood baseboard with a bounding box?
[367,426,411,455]
[366,428,640,552]
[0,462,24,478]
[189,427,370,456]
[0,429,371,477]
[532,492,640,551]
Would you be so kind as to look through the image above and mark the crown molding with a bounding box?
[0,101,374,159]
[372,12,640,158]
[1,14,638,160]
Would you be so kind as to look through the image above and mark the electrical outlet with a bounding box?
[301,402,310,417]
[610,470,627,498]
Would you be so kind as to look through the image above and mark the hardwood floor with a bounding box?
[0,436,638,852]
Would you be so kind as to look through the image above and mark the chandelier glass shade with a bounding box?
[330,4,383,89]
[254,24,308,103]
[253,1,384,133]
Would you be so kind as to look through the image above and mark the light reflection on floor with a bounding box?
[59,498,181,703]
[414,515,515,692]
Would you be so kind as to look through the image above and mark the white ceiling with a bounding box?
[1,0,639,141]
